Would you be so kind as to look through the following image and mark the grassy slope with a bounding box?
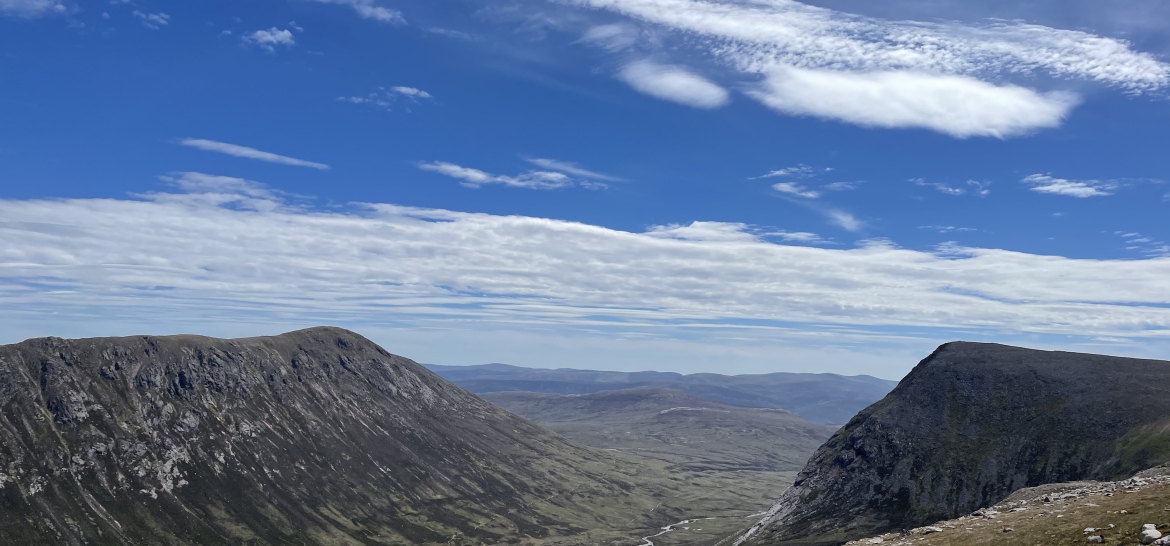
[840,472,1170,546]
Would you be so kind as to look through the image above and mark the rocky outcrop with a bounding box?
[736,342,1170,546]
[0,327,669,545]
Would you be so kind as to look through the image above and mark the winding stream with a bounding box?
[636,512,768,546]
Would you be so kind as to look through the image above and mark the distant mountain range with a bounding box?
[737,342,1170,546]
[425,363,898,425]
[484,388,835,473]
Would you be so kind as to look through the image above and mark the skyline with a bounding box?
[2,0,1168,378]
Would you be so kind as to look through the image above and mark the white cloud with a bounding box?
[571,0,1169,136]
[618,60,730,109]
[920,226,977,233]
[771,231,828,244]
[132,10,169,29]
[1116,232,1170,258]
[244,28,295,51]
[772,182,820,199]
[646,221,761,242]
[1022,173,1115,197]
[755,165,815,179]
[913,178,965,196]
[573,0,1170,92]
[967,180,992,197]
[180,139,329,170]
[524,158,622,182]
[824,182,857,192]
[339,86,433,111]
[391,86,432,99]
[825,208,862,231]
[0,0,63,17]
[307,0,404,24]
[419,161,576,190]
[580,23,639,51]
[3,182,1170,351]
[749,67,1079,138]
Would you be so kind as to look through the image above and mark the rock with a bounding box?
[735,342,1170,546]
[1085,528,1098,533]
[1002,527,1014,533]
[0,328,671,545]
[920,527,943,534]
[1088,536,1104,544]
[1142,525,1163,544]
[866,538,884,544]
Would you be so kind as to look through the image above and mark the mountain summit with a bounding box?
[737,342,1170,546]
[0,327,671,545]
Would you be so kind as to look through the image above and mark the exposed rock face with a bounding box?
[0,327,665,545]
[737,342,1170,546]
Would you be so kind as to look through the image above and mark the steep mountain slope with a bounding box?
[427,364,897,425]
[483,388,836,472]
[0,327,687,545]
[737,342,1170,546]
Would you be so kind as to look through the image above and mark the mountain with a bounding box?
[482,388,836,473]
[425,364,898,425]
[736,342,1170,546]
[0,327,698,545]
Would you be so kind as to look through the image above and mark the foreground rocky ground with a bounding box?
[839,470,1170,546]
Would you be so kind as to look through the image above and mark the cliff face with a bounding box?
[0,327,663,545]
[737,342,1170,546]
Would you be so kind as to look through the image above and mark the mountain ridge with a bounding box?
[0,327,693,545]
[736,341,1170,546]
[425,363,897,425]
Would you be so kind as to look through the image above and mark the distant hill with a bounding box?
[483,387,837,473]
[736,342,1170,546]
[0,327,706,545]
[426,363,897,425]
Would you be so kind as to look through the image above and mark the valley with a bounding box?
[3,329,1170,546]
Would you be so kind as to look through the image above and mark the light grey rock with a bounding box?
[1088,536,1103,544]
[1142,526,1163,544]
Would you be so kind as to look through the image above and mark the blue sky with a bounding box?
[2,0,1169,378]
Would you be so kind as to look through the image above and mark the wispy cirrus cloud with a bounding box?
[772,182,820,199]
[617,60,730,109]
[420,161,577,190]
[571,0,1170,137]
[307,0,404,24]
[1021,173,1116,197]
[524,158,623,182]
[3,180,1169,354]
[420,158,616,190]
[754,165,816,179]
[0,0,64,17]
[132,10,170,29]
[913,178,965,196]
[339,86,433,111]
[180,139,330,170]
